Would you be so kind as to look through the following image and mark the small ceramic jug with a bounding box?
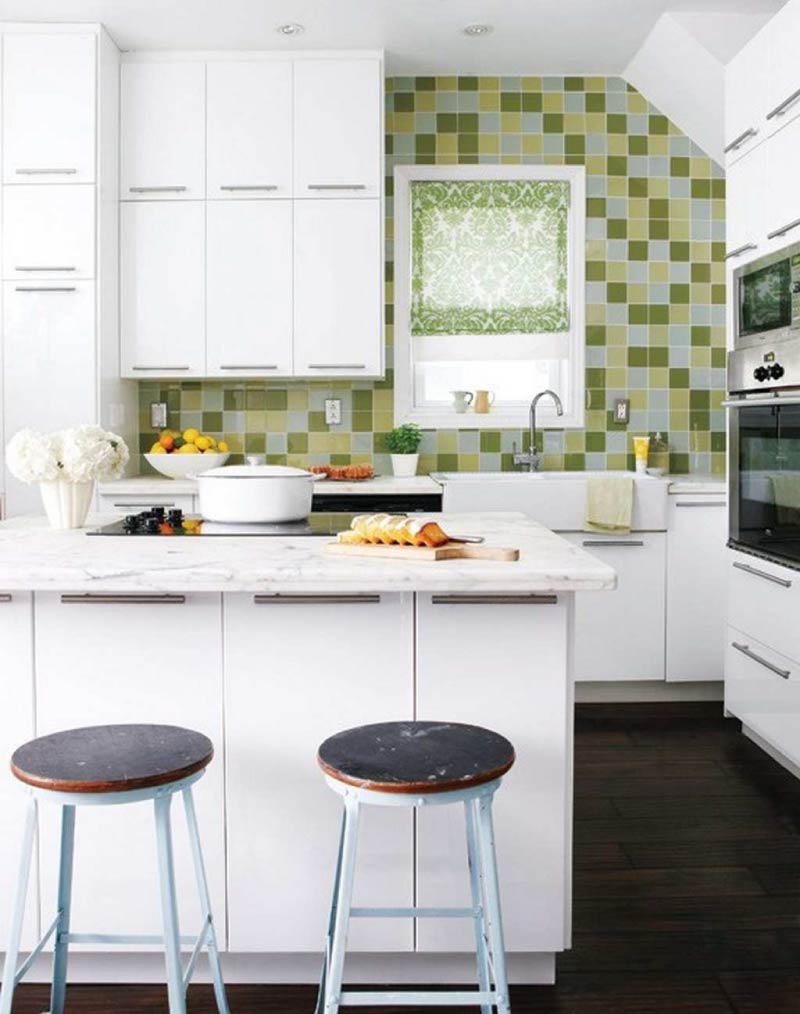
[474,390,496,414]
[451,390,474,414]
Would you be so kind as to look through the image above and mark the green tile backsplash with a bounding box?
[138,75,726,476]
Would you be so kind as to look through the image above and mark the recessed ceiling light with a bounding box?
[463,23,493,36]
[277,22,305,36]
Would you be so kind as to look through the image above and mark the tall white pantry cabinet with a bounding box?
[0,24,137,517]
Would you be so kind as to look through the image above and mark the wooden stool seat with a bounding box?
[10,724,214,794]
[317,720,515,794]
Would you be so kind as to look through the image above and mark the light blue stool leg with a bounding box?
[49,805,76,1014]
[465,799,492,1014]
[0,796,37,1014]
[182,787,229,1014]
[316,811,346,1014]
[477,795,511,1014]
[323,797,361,1014]
[154,792,187,1014]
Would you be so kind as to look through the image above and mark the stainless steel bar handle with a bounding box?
[219,185,279,191]
[723,395,800,408]
[15,286,76,292]
[253,594,381,605]
[732,560,792,587]
[431,594,558,605]
[723,127,757,153]
[732,641,790,679]
[129,186,188,193]
[219,364,278,370]
[307,184,367,191]
[60,593,186,605]
[675,501,726,508]
[768,217,800,240]
[15,266,76,272]
[767,86,800,120]
[112,502,176,508]
[724,243,758,260]
[307,363,367,370]
[131,366,191,371]
[0,594,12,603]
[15,167,77,175]
[582,540,645,547]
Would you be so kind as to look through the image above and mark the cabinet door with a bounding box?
[34,592,226,947]
[0,593,37,949]
[3,185,95,280]
[206,200,293,376]
[3,280,96,517]
[725,141,767,265]
[206,61,292,199]
[294,59,382,198]
[666,495,727,682]
[120,201,205,378]
[416,593,572,953]
[294,200,382,377]
[766,116,800,247]
[724,30,767,166]
[225,592,414,952]
[766,1,800,136]
[2,33,96,184]
[564,533,666,682]
[121,62,205,200]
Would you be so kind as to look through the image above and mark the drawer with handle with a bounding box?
[728,550,800,665]
[98,494,196,516]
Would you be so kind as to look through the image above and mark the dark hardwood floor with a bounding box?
[9,702,800,1012]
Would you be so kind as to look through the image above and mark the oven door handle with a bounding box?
[723,396,800,408]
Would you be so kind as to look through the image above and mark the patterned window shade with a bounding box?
[410,179,571,337]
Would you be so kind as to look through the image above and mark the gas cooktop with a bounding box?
[87,508,355,537]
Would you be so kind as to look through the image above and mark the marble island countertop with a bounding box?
[0,512,616,595]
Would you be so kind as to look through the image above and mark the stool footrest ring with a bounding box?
[339,989,505,1006]
[350,906,479,919]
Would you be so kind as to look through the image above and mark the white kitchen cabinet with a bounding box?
[724,29,768,166]
[0,592,37,949]
[766,0,800,136]
[2,33,96,184]
[728,548,800,665]
[206,200,293,376]
[666,494,727,682]
[34,591,226,947]
[293,59,382,198]
[294,199,382,377]
[724,141,767,265]
[564,533,666,682]
[3,280,96,516]
[224,591,414,952]
[2,184,95,280]
[415,592,572,953]
[121,61,205,200]
[766,115,800,246]
[120,201,205,378]
[206,61,293,199]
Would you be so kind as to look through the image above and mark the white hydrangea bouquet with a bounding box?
[6,426,129,529]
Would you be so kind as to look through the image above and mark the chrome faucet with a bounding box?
[513,390,564,472]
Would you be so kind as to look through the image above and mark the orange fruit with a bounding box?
[159,433,174,451]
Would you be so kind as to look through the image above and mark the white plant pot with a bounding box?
[39,480,94,530]
[390,453,419,478]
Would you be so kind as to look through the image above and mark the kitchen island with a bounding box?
[0,512,614,987]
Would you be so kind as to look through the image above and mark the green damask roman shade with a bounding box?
[410,179,570,337]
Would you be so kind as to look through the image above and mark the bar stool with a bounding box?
[316,720,515,1013]
[0,724,229,1014]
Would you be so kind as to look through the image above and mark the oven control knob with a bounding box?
[770,363,785,380]
[754,366,769,382]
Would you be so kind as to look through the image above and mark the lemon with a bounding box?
[150,443,167,455]
[206,436,217,449]
[176,443,200,454]
[195,436,211,451]
[217,440,229,453]
[183,427,200,444]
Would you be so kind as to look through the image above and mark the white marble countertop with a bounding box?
[98,475,444,497]
[0,512,616,594]
[667,475,726,495]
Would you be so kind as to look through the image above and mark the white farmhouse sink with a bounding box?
[433,471,668,531]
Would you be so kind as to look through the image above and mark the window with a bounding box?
[394,165,586,429]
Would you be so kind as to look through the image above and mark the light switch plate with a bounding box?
[325,399,342,426]
[150,402,168,429]
[613,398,630,425]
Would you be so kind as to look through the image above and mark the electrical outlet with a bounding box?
[613,398,630,425]
[325,398,342,426]
[150,402,168,429]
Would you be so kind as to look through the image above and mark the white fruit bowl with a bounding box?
[144,451,230,479]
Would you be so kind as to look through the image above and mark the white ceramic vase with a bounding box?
[390,453,419,478]
[39,480,94,530]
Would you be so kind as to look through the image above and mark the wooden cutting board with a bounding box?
[325,541,520,562]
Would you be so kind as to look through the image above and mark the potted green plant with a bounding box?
[385,423,423,477]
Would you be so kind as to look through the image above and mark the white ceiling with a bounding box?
[0,0,785,72]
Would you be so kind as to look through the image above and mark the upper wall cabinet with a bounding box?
[766,0,800,135]
[294,59,382,198]
[2,33,96,183]
[206,61,293,199]
[724,31,768,165]
[121,61,205,200]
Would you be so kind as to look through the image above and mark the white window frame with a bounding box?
[393,164,586,430]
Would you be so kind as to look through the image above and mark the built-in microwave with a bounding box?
[733,241,800,348]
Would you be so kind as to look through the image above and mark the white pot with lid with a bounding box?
[194,465,322,523]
